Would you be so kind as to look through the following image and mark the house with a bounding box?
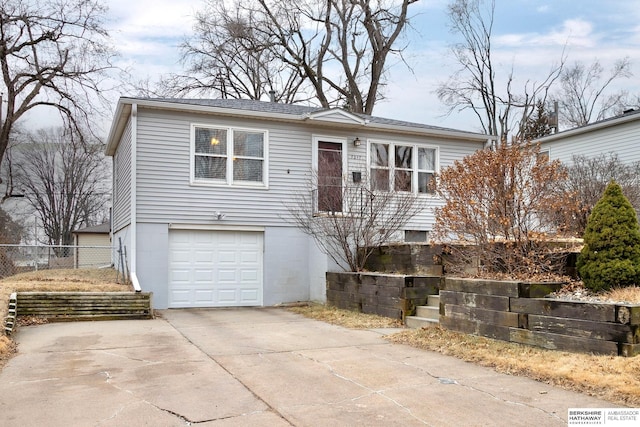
[105,98,491,309]
[536,108,640,164]
[72,222,112,268]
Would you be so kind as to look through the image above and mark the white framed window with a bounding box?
[537,149,550,163]
[191,124,267,187]
[369,141,437,194]
[417,146,437,194]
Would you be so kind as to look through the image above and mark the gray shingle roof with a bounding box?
[73,222,110,234]
[144,98,483,136]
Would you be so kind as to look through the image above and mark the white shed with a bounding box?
[72,222,112,268]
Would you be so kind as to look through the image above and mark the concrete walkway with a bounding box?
[0,308,619,426]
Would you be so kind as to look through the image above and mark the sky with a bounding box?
[100,0,640,134]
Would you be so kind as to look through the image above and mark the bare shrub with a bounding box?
[433,143,578,277]
[286,170,425,272]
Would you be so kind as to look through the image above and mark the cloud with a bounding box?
[495,18,596,48]
[106,0,201,61]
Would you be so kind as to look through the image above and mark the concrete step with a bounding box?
[405,315,439,329]
[427,295,440,307]
[415,305,439,320]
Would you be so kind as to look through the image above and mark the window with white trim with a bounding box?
[369,142,437,194]
[192,125,266,186]
[537,149,550,163]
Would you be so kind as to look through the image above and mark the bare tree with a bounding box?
[168,0,417,114]
[286,169,425,272]
[560,153,640,235]
[11,127,109,247]
[165,0,306,103]
[437,0,564,142]
[554,58,632,129]
[0,0,114,175]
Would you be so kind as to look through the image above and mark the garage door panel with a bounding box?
[218,250,237,263]
[217,269,237,282]
[240,270,259,281]
[193,290,215,304]
[240,289,260,303]
[171,233,190,244]
[171,250,192,263]
[240,232,260,244]
[193,269,214,283]
[169,230,263,308]
[217,289,239,303]
[169,289,192,304]
[194,232,215,243]
[240,250,259,263]
[170,269,192,283]
[194,250,215,263]
[217,233,237,245]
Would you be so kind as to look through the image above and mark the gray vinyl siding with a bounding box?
[133,107,483,231]
[112,118,132,232]
[540,120,640,165]
[135,108,310,226]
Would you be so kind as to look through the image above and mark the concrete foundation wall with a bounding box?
[135,223,326,309]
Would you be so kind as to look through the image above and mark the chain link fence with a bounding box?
[0,244,118,279]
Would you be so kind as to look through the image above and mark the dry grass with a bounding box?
[0,335,16,370]
[0,268,130,319]
[290,305,640,408]
[605,286,640,304]
[288,303,403,329]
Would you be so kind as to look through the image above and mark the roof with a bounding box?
[106,97,493,155]
[73,222,110,234]
[535,108,640,144]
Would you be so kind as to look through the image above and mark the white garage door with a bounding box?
[168,230,263,308]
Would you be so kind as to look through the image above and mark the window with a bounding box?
[369,142,437,194]
[192,125,266,186]
[418,147,436,194]
[537,150,550,163]
[370,143,390,191]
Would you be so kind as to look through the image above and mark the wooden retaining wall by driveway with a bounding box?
[326,272,441,320]
[15,292,153,321]
[440,278,640,357]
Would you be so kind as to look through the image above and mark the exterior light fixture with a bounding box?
[353,137,361,147]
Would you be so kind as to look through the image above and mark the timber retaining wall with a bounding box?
[440,278,640,357]
[326,272,441,320]
[15,292,153,321]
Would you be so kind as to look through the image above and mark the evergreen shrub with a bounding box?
[577,180,640,291]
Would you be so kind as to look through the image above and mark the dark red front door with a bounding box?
[318,142,343,213]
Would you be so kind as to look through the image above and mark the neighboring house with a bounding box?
[105,98,491,309]
[536,108,640,164]
[72,222,112,268]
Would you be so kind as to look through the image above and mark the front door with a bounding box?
[317,141,343,213]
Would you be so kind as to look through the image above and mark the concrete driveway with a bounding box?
[0,308,618,426]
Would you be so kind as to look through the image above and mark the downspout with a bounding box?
[130,104,141,292]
